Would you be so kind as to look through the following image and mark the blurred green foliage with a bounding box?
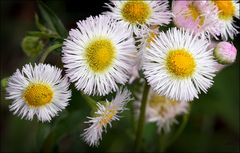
[0,0,239,152]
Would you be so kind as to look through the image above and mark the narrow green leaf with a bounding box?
[27,31,59,39]
[34,14,48,32]
[38,0,67,38]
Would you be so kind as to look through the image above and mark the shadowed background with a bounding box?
[0,0,239,152]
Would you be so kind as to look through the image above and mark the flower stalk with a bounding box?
[134,81,150,152]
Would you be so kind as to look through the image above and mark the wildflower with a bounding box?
[143,28,216,102]
[146,89,189,133]
[6,63,71,122]
[62,15,136,96]
[211,0,239,40]
[105,0,171,35]
[172,1,220,39]
[82,88,131,146]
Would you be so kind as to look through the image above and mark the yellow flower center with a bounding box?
[23,83,53,107]
[98,108,117,128]
[188,3,205,26]
[85,38,116,73]
[213,0,235,20]
[166,49,196,78]
[149,94,177,117]
[121,0,152,24]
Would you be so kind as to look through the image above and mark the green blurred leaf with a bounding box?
[40,111,83,152]
[35,14,48,33]
[38,0,67,38]
[27,31,59,39]
[21,36,44,57]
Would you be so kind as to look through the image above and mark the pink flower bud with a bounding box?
[214,41,237,64]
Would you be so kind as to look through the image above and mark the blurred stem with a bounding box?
[81,93,97,110]
[134,82,150,152]
[159,133,166,152]
[165,109,190,149]
[39,43,62,63]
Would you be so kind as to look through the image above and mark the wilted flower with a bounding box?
[82,88,131,146]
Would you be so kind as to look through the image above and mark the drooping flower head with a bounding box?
[146,88,189,133]
[62,15,136,96]
[214,41,237,64]
[82,88,131,147]
[172,0,221,39]
[6,63,71,122]
[105,0,172,35]
[211,0,239,40]
[143,28,216,102]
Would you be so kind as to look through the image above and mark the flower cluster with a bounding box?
[5,0,238,148]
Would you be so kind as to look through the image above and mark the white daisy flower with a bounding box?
[134,88,189,133]
[105,0,172,35]
[143,28,216,102]
[211,0,239,40]
[6,63,71,122]
[172,0,221,39]
[62,15,136,96]
[145,88,189,133]
[82,88,131,147]
[128,26,160,84]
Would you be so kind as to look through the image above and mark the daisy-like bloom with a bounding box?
[214,41,237,64]
[62,15,136,96]
[105,0,171,35]
[145,88,189,133]
[143,28,216,102]
[210,0,239,40]
[82,88,131,147]
[6,63,71,122]
[172,1,221,39]
[128,26,160,84]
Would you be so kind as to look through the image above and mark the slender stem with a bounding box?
[81,93,97,110]
[134,82,150,152]
[159,134,166,152]
[39,43,62,63]
[165,110,190,149]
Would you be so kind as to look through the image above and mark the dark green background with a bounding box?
[0,0,239,152]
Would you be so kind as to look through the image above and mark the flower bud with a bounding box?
[214,41,237,64]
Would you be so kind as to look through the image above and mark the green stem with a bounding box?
[134,82,150,152]
[39,43,62,63]
[159,134,166,152]
[165,110,190,149]
[81,93,97,110]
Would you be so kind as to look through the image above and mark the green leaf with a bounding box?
[21,36,44,57]
[38,0,67,38]
[40,111,84,152]
[27,31,59,39]
[34,14,48,33]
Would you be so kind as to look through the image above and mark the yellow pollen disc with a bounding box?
[121,0,152,24]
[98,109,117,128]
[23,83,53,107]
[188,3,205,26]
[213,1,235,20]
[166,49,196,78]
[85,38,116,72]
